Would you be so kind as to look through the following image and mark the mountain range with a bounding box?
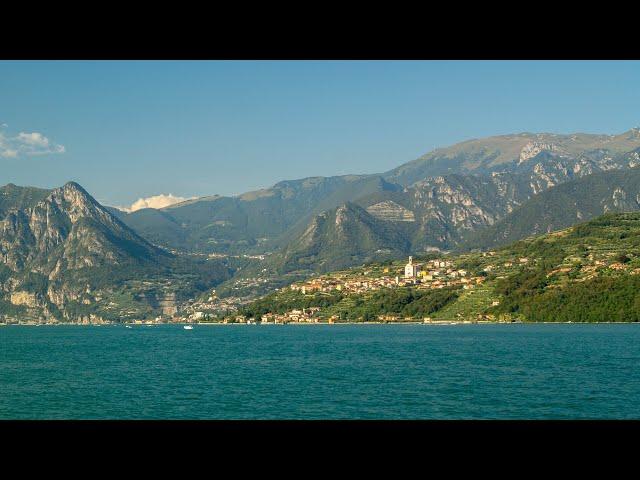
[461,166,640,250]
[207,129,640,277]
[4,128,640,320]
[111,130,640,266]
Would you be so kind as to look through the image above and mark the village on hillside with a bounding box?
[250,256,494,324]
[176,253,522,324]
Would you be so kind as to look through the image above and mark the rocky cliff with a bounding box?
[0,182,229,323]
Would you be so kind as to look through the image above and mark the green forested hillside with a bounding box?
[236,212,640,323]
[487,212,640,322]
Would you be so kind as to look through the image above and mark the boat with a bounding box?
[125,325,132,329]
[183,325,194,330]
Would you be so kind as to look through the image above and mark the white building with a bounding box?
[404,256,421,279]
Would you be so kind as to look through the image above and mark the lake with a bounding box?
[1,323,640,419]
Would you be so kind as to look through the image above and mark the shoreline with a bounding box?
[3,321,640,326]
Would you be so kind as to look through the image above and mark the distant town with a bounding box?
[177,254,503,325]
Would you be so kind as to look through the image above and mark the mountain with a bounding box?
[0,183,51,217]
[238,211,640,323]
[261,202,412,275]
[0,182,230,323]
[107,128,639,291]
[262,140,640,275]
[108,205,187,250]
[354,172,531,250]
[114,174,399,254]
[462,161,640,250]
[114,129,640,265]
[1,182,164,273]
[6,130,640,321]
[383,129,640,186]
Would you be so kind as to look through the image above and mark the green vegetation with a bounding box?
[240,290,345,318]
[336,287,461,321]
[236,211,640,323]
[431,284,496,320]
[492,273,640,322]
[0,299,27,317]
[483,212,640,322]
[238,284,461,322]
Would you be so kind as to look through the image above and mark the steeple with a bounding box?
[404,256,420,279]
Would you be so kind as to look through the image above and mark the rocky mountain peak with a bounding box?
[45,181,116,227]
[518,141,561,164]
[53,181,95,203]
[1,181,164,273]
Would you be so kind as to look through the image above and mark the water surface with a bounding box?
[1,324,639,419]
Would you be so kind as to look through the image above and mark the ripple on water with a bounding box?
[1,323,640,419]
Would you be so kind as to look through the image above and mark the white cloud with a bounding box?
[17,132,50,148]
[0,128,65,158]
[116,193,192,213]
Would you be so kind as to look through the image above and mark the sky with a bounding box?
[1,60,639,208]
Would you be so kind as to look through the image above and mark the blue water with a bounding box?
[1,324,640,419]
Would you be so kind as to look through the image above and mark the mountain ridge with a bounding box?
[0,181,230,323]
[111,128,640,260]
[461,163,640,250]
[8,127,640,315]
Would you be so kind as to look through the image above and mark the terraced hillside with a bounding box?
[233,212,640,323]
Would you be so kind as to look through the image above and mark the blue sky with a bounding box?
[1,60,639,207]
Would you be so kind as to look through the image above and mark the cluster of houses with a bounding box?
[186,251,640,324]
[230,307,322,324]
[175,255,533,324]
[179,289,257,322]
[405,256,455,278]
[289,256,485,296]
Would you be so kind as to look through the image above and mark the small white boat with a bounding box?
[125,325,132,329]
[183,325,194,330]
